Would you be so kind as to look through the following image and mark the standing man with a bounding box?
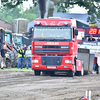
[17,46,25,69]
[0,45,7,69]
[25,46,32,69]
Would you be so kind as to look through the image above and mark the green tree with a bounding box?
[52,0,100,24]
[0,5,38,24]
[1,0,100,23]
[21,8,37,22]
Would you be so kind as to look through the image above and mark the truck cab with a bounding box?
[31,18,81,77]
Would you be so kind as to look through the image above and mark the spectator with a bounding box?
[25,46,32,69]
[0,45,7,69]
[88,35,95,42]
[17,46,25,69]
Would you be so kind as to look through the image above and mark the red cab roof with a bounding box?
[34,18,77,28]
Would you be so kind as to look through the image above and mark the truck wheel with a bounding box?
[34,70,40,76]
[68,70,74,77]
[42,71,49,76]
[96,67,99,74]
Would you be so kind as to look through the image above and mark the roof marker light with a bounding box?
[36,21,41,25]
[64,21,68,25]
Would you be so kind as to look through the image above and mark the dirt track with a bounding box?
[0,71,100,100]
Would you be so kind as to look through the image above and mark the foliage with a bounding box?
[0,5,39,24]
[53,0,100,24]
[1,0,100,23]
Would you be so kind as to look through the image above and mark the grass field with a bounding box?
[0,67,32,71]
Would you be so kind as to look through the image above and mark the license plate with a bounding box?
[47,66,56,69]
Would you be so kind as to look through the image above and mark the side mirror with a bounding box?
[24,32,32,38]
[28,27,33,38]
[75,29,78,36]
[28,32,32,38]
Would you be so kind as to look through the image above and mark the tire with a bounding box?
[6,61,11,69]
[7,47,18,67]
[68,70,74,77]
[7,49,13,66]
[96,67,99,74]
[13,47,18,67]
[42,71,49,76]
[34,70,41,76]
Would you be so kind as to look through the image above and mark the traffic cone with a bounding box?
[82,90,91,100]
[82,91,88,100]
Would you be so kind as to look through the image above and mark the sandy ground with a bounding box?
[0,71,100,100]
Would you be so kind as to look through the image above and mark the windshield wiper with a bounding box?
[34,37,45,40]
[54,37,65,40]
[34,37,67,41]
[34,37,55,41]
[44,37,54,40]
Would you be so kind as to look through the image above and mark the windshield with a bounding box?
[34,27,71,40]
[13,36,22,45]
[6,34,11,44]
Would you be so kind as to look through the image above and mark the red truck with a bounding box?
[31,18,85,77]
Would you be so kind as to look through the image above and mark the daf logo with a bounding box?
[45,42,59,45]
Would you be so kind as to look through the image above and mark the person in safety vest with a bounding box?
[17,46,25,69]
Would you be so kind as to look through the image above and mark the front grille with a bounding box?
[34,45,69,55]
[35,45,68,48]
[41,55,62,65]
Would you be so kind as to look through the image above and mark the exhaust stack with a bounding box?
[38,0,47,18]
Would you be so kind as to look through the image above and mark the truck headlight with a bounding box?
[65,60,71,63]
[64,21,68,25]
[36,21,41,25]
[32,60,39,63]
